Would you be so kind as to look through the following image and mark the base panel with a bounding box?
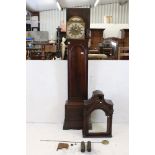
[63,100,84,130]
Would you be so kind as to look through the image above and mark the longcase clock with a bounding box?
[63,8,90,129]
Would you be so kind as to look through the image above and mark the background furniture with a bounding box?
[56,27,61,58]
[26,42,56,60]
[26,48,42,60]
[98,37,120,59]
[26,11,40,31]
[89,28,105,50]
[120,29,129,47]
[88,28,128,60]
[88,49,108,60]
[118,47,129,60]
[119,29,129,60]
[88,54,108,60]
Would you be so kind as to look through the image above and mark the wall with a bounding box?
[90,23,129,38]
[40,2,129,40]
[26,61,129,124]
[90,2,128,24]
[40,9,66,40]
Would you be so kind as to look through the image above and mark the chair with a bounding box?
[118,47,129,60]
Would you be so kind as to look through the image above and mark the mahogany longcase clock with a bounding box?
[63,8,90,129]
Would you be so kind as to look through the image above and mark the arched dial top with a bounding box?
[67,16,85,39]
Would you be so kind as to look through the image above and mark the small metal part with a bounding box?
[101,140,109,145]
[81,141,85,152]
[87,141,91,152]
[57,143,69,151]
[71,144,73,146]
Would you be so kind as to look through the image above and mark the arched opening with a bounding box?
[88,109,107,133]
[82,90,113,137]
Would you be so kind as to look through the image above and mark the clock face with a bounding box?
[67,16,85,39]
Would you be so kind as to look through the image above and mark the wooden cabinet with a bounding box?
[120,29,129,47]
[90,29,105,50]
[119,29,129,60]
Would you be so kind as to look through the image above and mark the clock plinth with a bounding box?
[63,100,84,129]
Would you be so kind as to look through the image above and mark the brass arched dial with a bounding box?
[67,16,85,39]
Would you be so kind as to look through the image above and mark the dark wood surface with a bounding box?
[83,90,114,137]
[63,100,84,129]
[120,29,129,47]
[90,29,105,50]
[63,40,88,129]
[120,29,129,60]
[68,40,88,101]
[63,8,90,130]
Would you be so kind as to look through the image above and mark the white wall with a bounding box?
[90,23,129,38]
[40,9,66,40]
[26,61,129,124]
[90,2,129,24]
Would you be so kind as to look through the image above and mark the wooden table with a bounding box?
[26,42,56,60]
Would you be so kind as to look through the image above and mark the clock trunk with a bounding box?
[68,40,88,101]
